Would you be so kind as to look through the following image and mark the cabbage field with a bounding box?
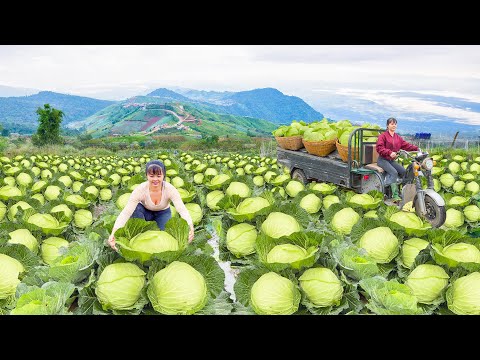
[1,150,480,315]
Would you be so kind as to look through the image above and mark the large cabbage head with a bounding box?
[401,238,429,268]
[405,264,449,304]
[323,195,340,209]
[8,201,32,221]
[116,193,132,210]
[8,229,39,253]
[442,242,480,264]
[193,173,204,185]
[226,181,251,198]
[236,197,270,216]
[44,185,61,201]
[50,204,73,222]
[206,190,225,210]
[448,161,461,174]
[27,213,67,236]
[447,272,480,315]
[99,188,112,201]
[58,175,73,188]
[147,261,208,315]
[171,176,185,188]
[185,203,203,225]
[261,212,301,239]
[443,208,465,228]
[311,182,337,195]
[250,272,301,315]
[285,180,305,198]
[95,263,146,310]
[390,211,425,229]
[439,173,455,188]
[41,237,70,265]
[129,230,179,254]
[466,181,480,195]
[266,244,307,264]
[464,205,480,222]
[358,227,399,263]
[299,193,322,214]
[331,207,360,235]
[452,180,465,193]
[74,209,93,229]
[0,254,24,299]
[299,267,343,307]
[0,185,22,201]
[226,223,257,257]
[253,175,265,187]
[84,185,99,199]
[16,172,33,187]
[348,193,381,209]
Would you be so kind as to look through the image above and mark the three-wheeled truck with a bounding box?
[277,127,385,194]
[276,127,447,227]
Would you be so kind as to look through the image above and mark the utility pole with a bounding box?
[451,131,459,148]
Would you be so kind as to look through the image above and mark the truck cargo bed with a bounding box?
[277,147,353,188]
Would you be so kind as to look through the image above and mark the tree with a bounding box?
[31,104,64,146]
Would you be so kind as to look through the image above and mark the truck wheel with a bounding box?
[414,194,446,228]
[292,169,307,185]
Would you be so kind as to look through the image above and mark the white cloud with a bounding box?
[326,88,480,126]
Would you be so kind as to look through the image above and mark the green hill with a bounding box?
[0,91,115,133]
[74,99,277,139]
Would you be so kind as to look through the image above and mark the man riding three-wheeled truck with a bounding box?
[276,127,447,228]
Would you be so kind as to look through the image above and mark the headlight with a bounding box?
[423,158,434,170]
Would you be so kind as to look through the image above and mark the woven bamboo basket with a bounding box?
[275,136,304,150]
[336,140,360,162]
[302,138,337,157]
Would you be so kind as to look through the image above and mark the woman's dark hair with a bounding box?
[145,160,166,176]
[386,117,397,126]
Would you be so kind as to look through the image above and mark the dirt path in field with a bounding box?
[207,232,239,301]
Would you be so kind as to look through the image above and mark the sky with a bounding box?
[1,45,480,124]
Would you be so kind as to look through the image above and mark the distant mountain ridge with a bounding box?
[0,91,115,133]
[166,87,324,123]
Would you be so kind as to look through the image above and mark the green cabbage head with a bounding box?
[401,238,429,268]
[299,193,322,214]
[266,244,307,264]
[447,272,480,315]
[442,242,480,264]
[331,207,360,235]
[226,181,251,198]
[285,180,305,197]
[250,272,301,315]
[130,230,179,254]
[185,203,203,225]
[116,193,132,210]
[95,263,146,310]
[0,254,24,299]
[323,195,340,209]
[41,237,70,265]
[235,197,270,216]
[299,267,343,307]
[206,190,224,211]
[74,209,93,229]
[261,212,301,239]
[464,205,480,222]
[226,223,257,257]
[443,208,465,228]
[147,261,208,315]
[8,229,39,253]
[405,264,449,304]
[358,227,399,263]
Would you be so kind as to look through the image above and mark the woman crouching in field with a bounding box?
[107,160,194,251]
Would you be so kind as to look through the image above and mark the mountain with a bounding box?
[147,88,192,101]
[70,98,277,139]
[169,87,324,124]
[0,91,115,133]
